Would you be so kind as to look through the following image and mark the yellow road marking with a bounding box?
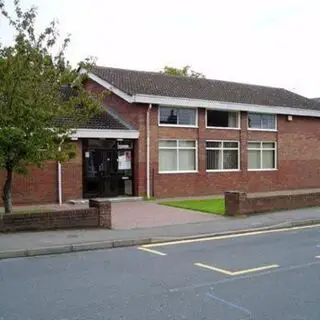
[138,247,167,256]
[194,263,234,275]
[231,264,279,276]
[194,262,279,276]
[143,224,320,248]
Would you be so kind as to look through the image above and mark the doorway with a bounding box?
[83,139,133,198]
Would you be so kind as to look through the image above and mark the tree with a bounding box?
[161,65,205,78]
[0,0,102,213]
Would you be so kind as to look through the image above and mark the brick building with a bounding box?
[2,66,320,205]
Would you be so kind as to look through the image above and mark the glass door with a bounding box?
[83,149,118,198]
[83,140,134,198]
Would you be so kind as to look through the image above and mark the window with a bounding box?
[248,142,276,170]
[159,106,197,126]
[248,113,276,130]
[206,110,239,128]
[206,141,239,171]
[159,140,197,172]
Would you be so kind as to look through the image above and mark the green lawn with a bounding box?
[160,198,225,215]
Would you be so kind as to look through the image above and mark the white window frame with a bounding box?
[158,106,198,128]
[247,141,277,171]
[247,112,277,132]
[206,140,240,172]
[205,109,241,130]
[158,139,198,174]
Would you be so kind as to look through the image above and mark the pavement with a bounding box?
[0,205,320,259]
[1,226,319,319]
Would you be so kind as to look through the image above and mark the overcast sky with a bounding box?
[1,0,319,98]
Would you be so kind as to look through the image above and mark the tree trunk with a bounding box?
[2,169,13,214]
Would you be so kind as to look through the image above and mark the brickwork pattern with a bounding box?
[2,78,320,204]
[225,191,320,216]
[0,200,111,232]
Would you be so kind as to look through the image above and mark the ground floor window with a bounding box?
[248,142,276,170]
[159,140,197,173]
[206,141,239,171]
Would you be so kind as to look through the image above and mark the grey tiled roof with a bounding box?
[79,106,135,130]
[91,66,320,110]
[79,110,128,130]
[58,85,135,130]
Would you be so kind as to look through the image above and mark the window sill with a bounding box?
[158,124,198,128]
[206,126,240,130]
[248,168,278,172]
[206,169,240,173]
[248,128,277,132]
[158,170,198,174]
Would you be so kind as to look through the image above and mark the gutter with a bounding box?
[146,104,152,198]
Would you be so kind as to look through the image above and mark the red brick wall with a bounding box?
[225,191,320,216]
[150,109,320,198]
[0,162,57,205]
[0,200,112,232]
[0,141,83,205]
[62,140,83,201]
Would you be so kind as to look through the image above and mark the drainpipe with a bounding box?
[146,104,152,198]
[57,146,62,206]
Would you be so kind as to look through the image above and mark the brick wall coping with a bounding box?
[247,188,320,199]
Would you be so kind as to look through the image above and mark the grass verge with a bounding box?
[160,198,225,215]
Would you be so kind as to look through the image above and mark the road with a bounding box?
[1,225,320,319]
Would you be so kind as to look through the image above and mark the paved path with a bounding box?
[0,206,320,255]
[112,201,220,229]
[0,200,221,229]
[1,226,319,319]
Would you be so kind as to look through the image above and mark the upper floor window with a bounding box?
[206,110,240,129]
[248,113,276,130]
[159,106,197,127]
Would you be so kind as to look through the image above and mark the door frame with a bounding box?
[82,138,134,199]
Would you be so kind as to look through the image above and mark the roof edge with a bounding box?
[80,68,133,103]
[84,69,320,118]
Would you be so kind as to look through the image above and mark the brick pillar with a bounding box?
[89,199,112,228]
[225,191,247,216]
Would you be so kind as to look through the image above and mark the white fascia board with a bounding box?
[79,68,133,103]
[72,129,139,139]
[134,94,320,118]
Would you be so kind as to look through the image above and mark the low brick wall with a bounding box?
[0,199,111,232]
[225,191,320,216]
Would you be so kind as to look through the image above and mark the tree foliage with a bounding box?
[0,0,102,213]
[161,65,205,78]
